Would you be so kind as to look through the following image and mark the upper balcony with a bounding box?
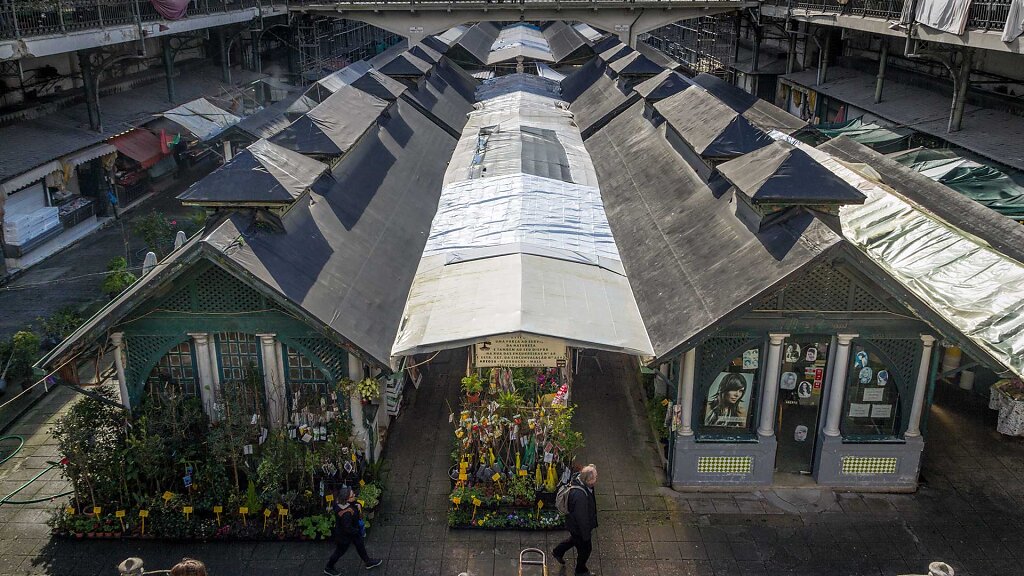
[759,0,1020,52]
[1,0,287,60]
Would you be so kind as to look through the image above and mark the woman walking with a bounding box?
[324,486,382,576]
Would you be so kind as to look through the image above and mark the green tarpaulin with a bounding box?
[890,148,1024,222]
[815,117,911,154]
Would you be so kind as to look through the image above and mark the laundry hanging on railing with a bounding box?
[914,0,972,34]
[150,0,190,21]
[1003,0,1024,42]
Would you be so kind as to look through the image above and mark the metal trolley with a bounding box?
[519,548,548,576]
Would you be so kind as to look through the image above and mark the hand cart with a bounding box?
[519,548,548,576]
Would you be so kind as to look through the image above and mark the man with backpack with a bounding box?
[324,485,383,576]
[553,464,599,575]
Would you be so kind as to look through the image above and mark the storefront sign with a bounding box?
[474,335,568,368]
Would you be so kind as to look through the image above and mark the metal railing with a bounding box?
[0,0,278,40]
[762,0,1012,31]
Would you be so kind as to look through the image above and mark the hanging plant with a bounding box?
[356,378,380,402]
[337,377,357,396]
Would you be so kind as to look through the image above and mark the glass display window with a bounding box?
[841,343,902,437]
[700,345,761,434]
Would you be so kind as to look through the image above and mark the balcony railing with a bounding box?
[1,0,279,40]
[763,0,1012,31]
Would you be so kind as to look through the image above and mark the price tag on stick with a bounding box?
[239,507,248,526]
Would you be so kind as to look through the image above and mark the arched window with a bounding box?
[215,332,262,382]
[147,341,198,397]
[699,343,762,434]
[284,345,340,424]
[841,343,902,437]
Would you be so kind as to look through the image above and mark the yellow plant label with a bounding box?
[213,506,223,514]
[92,507,102,516]
[471,497,482,507]
[451,497,461,505]
[537,501,544,509]
[65,507,75,515]
[138,510,149,518]
[518,469,528,476]
[279,508,289,516]
[182,506,193,514]
[239,507,248,515]
[115,510,125,518]
[491,473,501,482]
[359,479,365,487]
[263,509,272,518]
[458,473,468,481]
[162,491,174,502]
[325,495,334,503]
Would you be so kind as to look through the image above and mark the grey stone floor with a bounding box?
[1,351,1023,576]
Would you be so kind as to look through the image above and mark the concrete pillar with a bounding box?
[110,332,131,410]
[162,38,176,103]
[219,28,231,84]
[752,24,761,74]
[823,334,858,437]
[258,333,286,428]
[348,352,367,446]
[678,348,696,436]
[786,32,797,75]
[949,47,973,133]
[817,31,832,86]
[874,38,888,104]
[78,50,101,132]
[757,333,789,437]
[188,333,217,419]
[905,335,937,438]
[222,140,233,163]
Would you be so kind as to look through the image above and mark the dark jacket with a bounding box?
[565,475,598,541]
[331,501,362,541]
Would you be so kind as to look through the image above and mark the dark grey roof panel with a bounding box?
[351,69,408,101]
[543,21,590,63]
[590,34,622,54]
[401,66,475,136]
[692,73,807,135]
[521,126,572,182]
[656,87,774,158]
[717,141,867,205]
[588,101,841,359]
[633,69,693,101]
[271,86,388,156]
[449,22,501,64]
[232,96,300,140]
[560,57,607,103]
[204,99,457,365]
[569,68,641,139]
[608,51,664,76]
[636,42,681,71]
[421,35,450,54]
[433,58,481,104]
[379,52,432,77]
[409,42,443,64]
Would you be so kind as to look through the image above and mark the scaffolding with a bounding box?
[296,17,398,84]
[642,15,736,77]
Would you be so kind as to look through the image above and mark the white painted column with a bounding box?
[823,334,859,437]
[348,353,367,447]
[905,335,937,438]
[188,333,217,419]
[258,333,286,429]
[109,332,131,411]
[679,348,696,436]
[757,333,789,437]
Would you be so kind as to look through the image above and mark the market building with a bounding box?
[38,25,1024,501]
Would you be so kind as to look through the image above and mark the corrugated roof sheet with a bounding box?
[568,67,640,139]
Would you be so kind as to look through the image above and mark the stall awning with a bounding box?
[1,161,61,195]
[109,129,165,168]
[60,143,117,168]
[161,98,241,142]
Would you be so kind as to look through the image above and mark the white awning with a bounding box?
[393,253,653,357]
[60,143,117,168]
[162,98,241,141]
[1,161,61,195]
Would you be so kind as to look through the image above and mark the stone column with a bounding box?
[110,332,131,411]
[757,333,789,437]
[348,353,367,447]
[258,334,286,428]
[905,335,937,438]
[823,334,859,437]
[679,348,696,436]
[188,333,217,419]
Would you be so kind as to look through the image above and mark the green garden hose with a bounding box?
[0,434,74,506]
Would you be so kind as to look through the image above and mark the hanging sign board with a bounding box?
[474,334,568,368]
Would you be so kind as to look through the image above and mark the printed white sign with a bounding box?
[862,388,885,402]
[848,403,871,418]
[870,404,893,418]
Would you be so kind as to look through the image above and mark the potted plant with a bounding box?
[461,374,483,404]
[356,378,380,404]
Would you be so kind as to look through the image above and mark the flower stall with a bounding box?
[447,366,584,530]
[47,375,386,541]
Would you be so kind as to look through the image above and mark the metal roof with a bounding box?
[487,23,554,64]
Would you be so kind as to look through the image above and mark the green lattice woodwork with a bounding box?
[754,261,910,315]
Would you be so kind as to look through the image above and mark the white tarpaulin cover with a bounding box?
[772,131,1024,378]
[162,98,240,141]
[914,0,972,34]
[1003,0,1024,41]
[393,76,653,358]
[487,24,554,64]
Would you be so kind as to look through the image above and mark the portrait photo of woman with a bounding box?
[704,373,752,428]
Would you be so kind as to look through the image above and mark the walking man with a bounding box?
[324,485,382,576]
[553,464,599,575]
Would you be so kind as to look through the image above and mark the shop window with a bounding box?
[284,345,336,421]
[841,344,902,437]
[147,341,197,397]
[216,332,262,382]
[699,345,761,435]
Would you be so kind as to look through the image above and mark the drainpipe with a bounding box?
[949,47,973,133]
[874,38,888,103]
